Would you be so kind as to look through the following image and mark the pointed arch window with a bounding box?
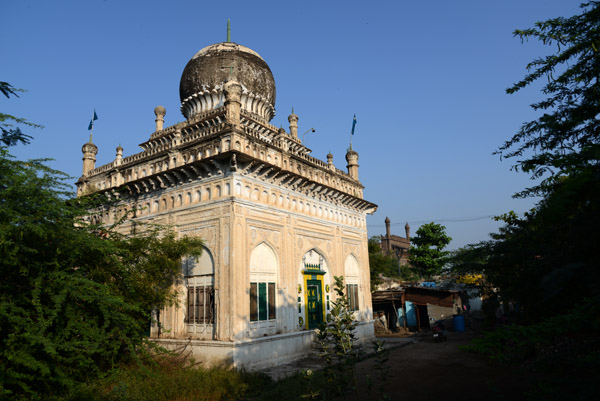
[249,243,278,335]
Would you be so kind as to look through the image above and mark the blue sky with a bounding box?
[2,0,582,249]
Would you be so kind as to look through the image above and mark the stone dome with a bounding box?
[179,42,276,122]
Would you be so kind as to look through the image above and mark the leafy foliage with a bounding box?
[310,278,392,401]
[69,359,256,401]
[496,2,600,197]
[366,340,391,401]
[367,238,400,289]
[479,170,599,322]
[460,3,600,323]
[448,244,490,276]
[407,222,451,279]
[314,276,362,399]
[0,82,41,147]
[0,84,204,400]
[461,301,600,362]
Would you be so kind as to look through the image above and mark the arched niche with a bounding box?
[249,242,278,280]
[344,254,359,283]
[249,242,278,336]
[185,246,215,276]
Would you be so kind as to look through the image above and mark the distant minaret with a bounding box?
[385,217,391,239]
[382,216,391,255]
[405,222,411,242]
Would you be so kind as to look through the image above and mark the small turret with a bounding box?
[405,222,410,241]
[115,145,123,166]
[82,139,98,176]
[288,107,298,138]
[345,144,359,180]
[154,106,166,131]
[327,151,334,170]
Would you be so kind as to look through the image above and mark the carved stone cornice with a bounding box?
[77,105,377,214]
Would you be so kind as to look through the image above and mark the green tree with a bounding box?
[0,84,204,400]
[448,243,490,276]
[496,2,600,196]
[367,237,400,289]
[446,7,600,397]
[408,222,451,280]
[481,2,600,321]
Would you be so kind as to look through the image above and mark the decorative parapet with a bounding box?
[79,107,365,200]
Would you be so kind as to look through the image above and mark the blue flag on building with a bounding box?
[88,110,99,131]
[351,114,357,136]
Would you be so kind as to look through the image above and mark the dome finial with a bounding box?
[227,19,231,42]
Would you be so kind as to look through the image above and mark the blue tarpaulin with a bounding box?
[405,301,417,327]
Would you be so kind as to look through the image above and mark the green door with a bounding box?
[307,279,323,329]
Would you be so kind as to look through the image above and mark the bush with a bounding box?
[69,360,256,401]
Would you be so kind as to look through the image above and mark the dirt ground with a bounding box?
[259,323,598,401]
[261,330,536,400]
[348,331,533,401]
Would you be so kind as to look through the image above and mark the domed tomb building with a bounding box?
[76,38,377,369]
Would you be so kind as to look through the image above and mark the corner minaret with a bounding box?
[154,106,166,131]
[288,108,298,138]
[82,137,98,176]
[327,151,335,170]
[405,222,411,241]
[115,145,123,166]
[345,144,359,180]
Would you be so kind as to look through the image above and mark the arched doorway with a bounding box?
[298,249,330,329]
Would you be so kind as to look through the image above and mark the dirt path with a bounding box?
[350,331,532,401]
[259,330,538,400]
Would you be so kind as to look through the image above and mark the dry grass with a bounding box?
[67,345,270,401]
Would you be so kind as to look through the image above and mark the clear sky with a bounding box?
[2,0,582,249]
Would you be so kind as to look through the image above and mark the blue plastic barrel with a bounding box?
[453,315,465,332]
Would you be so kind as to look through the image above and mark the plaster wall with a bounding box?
[143,179,373,353]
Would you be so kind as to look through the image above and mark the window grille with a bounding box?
[250,282,276,321]
[186,285,214,324]
[346,284,359,312]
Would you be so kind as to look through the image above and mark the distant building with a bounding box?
[380,217,410,266]
[76,37,377,369]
